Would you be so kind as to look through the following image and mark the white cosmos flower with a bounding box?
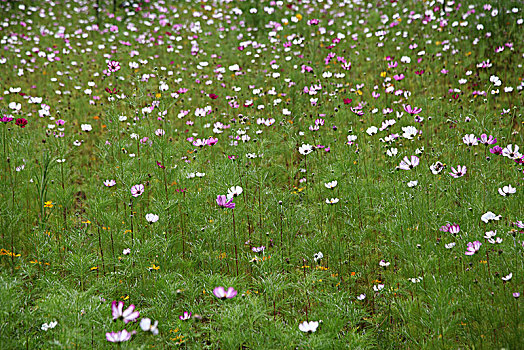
[488,237,503,244]
[41,321,58,331]
[502,273,512,282]
[481,211,501,223]
[462,134,478,146]
[498,185,516,196]
[373,284,385,292]
[484,231,497,239]
[159,82,169,91]
[298,144,313,155]
[379,260,390,267]
[347,134,358,143]
[386,148,398,157]
[445,242,456,249]
[402,126,418,139]
[324,180,338,189]
[502,144,522,159]
[366,126,378,135]
[325,198,339,205]
[81,124,92,132]
[407,180,418,188]
[145,213,159,224]
[299,320,319,333]
[227,186,243,199]
[430,161,445,174]
[9,102,21,111]
[140,318,159,335]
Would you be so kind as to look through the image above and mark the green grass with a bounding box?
[0,0,523,348]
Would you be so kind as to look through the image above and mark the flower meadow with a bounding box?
[0,0,523,348]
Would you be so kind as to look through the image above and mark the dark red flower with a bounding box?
[209,93,218,99]
[343,98,352,105]
[156,161,165,169]
[15,118,28,128]
[105,87,118,94]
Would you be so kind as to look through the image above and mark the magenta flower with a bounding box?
[216,195,235,209]
[206,137,218,146]
[179,311,191,321]
[490,145,503,155]
[106,329,135,343]
[213,286,237,300]
[439,224,451,232]
[465,241,481,256]
[1,116,14,123]
[513,221,524,229]
[440,223,460,235]
[404,105,422,115]
[131,184,144,197]
[448,224,460,235]
[111,301,140,323]
[449,165,467,178]
[479,134,497,145]
[107,60,121,73]
[398,156,420,170]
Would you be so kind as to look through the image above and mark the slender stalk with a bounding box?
[97,225,105,275]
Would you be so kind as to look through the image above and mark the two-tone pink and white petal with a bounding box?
[122,304,140,323]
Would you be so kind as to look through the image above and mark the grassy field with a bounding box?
[0,0,523,348]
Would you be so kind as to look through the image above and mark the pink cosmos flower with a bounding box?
[193,139,205,147]
[216,195,235,209]
[179,311,191,321]
[206,137,218,146]
[104,179,116,187]
[462,134,478,146]
[106,329,135,343]
[449,165,467,178]
[111,301,140,323]
[252,246,265,253]
[213,286,237,299]
[465,241,481,256]
[107,60,121,73]
[404,105,422,115]
[131,184,144,197]
[440,223,460,235]
[478,134,497,145]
